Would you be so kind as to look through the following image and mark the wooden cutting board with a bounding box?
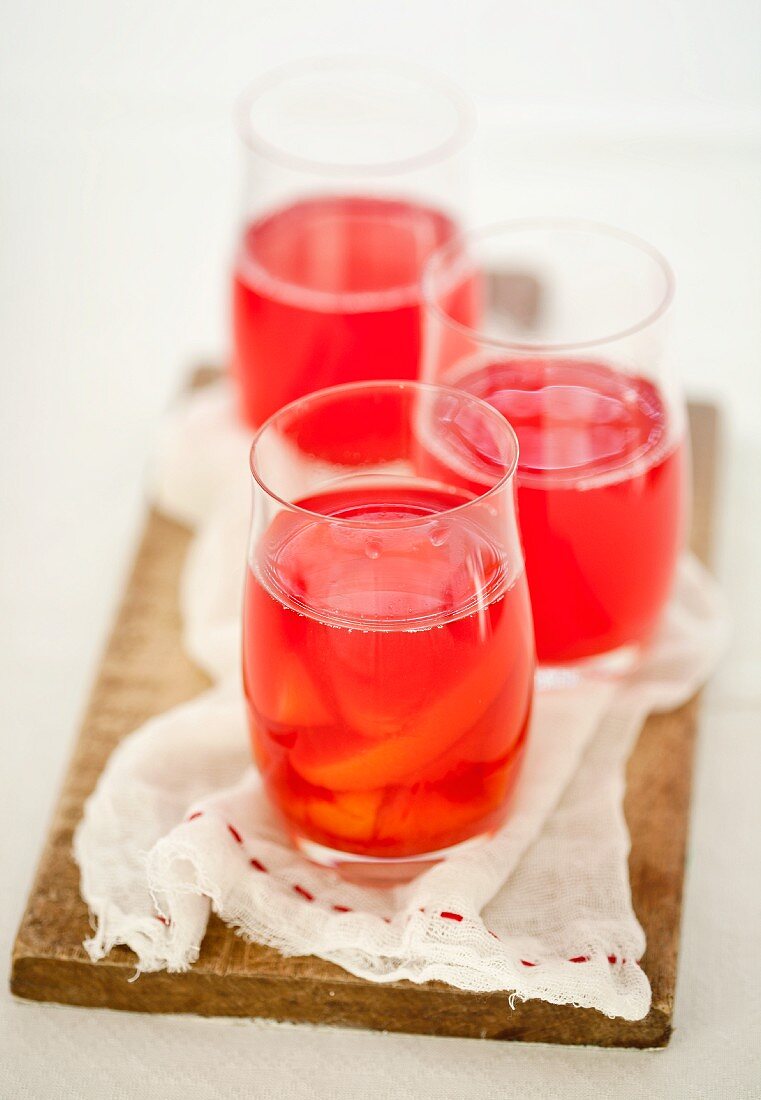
[10,388,719,1049]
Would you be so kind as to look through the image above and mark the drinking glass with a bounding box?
[422,219,688,672]
[243,381,534,879]
[232,57,474,427]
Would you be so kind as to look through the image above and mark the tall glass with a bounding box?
[231,57,474,427]
[244,381,534,879]
[422,219,688,672]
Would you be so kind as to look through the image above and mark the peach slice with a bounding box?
[318,626,455,742]
[290,638,512,791]
[374,786,482,848]
[306,789,384,845]
[259,653,335,730]
[372,762,523,854]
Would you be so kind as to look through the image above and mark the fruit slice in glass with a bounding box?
[243,381,535,880]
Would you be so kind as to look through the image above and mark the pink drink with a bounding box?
[443,358,686,662]
[243,482,534,858]
[232,195,470,426]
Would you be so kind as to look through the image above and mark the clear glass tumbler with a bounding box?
[422,219,688,672]
[243,381,534,880]
[231,57,474,427]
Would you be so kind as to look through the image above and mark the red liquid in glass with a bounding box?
[232,195,464,427]
[243,483,534,859]
[446,359,686,663]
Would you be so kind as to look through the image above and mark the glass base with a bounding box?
[295,831,491,885]
[536,643,641,690]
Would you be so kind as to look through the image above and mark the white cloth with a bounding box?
[74,381,728,1022]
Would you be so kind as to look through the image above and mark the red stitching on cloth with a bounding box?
[433,927,626,967]
[187,811,203,821]
[184,829,635,963]
[507,955,624,967]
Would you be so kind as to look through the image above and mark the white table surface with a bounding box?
[2,7,761,1096]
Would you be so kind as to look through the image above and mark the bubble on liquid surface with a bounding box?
[435,393,459,426]
[428,521,450,547]
[364,537,382,560]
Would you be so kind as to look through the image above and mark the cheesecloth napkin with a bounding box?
[74,380,727,1021]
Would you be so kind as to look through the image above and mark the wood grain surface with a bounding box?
[11,398,719,1048]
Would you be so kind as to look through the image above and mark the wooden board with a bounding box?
[11,397,719,1048]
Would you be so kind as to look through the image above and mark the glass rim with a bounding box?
[249,379,520,528]
[235,55,475,179]
[421,217,676,353]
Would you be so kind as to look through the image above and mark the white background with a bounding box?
[2,1,760,1096]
